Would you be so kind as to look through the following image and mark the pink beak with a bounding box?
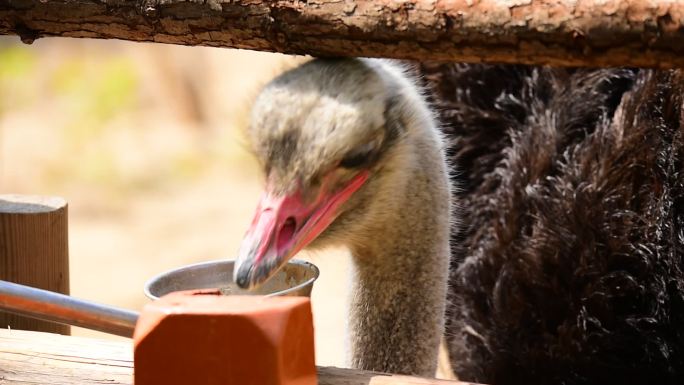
[234,171,369,289]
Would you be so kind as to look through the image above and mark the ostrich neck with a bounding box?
[347,133,451,377]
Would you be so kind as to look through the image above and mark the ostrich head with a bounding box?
[233,58,409,289]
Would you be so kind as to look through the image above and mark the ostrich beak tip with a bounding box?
[234,171,369,289]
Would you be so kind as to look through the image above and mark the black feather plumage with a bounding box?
[419,64,684,385]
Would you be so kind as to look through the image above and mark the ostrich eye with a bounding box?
[339,143,375,169]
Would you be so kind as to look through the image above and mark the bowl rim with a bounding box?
[143,259,320,300]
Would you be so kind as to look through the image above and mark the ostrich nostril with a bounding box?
[277,217,297,252]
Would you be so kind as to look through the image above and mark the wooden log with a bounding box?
[0,329,477,385]
[1,0,684,68]
[0,195,69,335]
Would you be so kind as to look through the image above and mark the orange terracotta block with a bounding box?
[133,290,316,385]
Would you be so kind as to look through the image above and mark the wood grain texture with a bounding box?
[1,0,684,68]
[0,329,478,384]
[0,195,69,335]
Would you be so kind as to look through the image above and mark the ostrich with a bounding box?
[234,58,684,385]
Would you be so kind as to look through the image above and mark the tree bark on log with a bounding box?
[1,0,683,68]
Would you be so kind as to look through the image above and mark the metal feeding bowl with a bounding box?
[144,259,319,300]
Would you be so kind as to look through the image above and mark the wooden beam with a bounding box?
[0,195,69,336]
[0,329,476,385]
[1,0,684,68]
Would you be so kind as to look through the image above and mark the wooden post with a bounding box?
[0,194,69,335]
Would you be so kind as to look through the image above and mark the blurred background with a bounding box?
[0,36,352,367]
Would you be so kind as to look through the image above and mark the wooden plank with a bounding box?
[0,195,69,335]
[0,329,132,385]
[0,329,474,385]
